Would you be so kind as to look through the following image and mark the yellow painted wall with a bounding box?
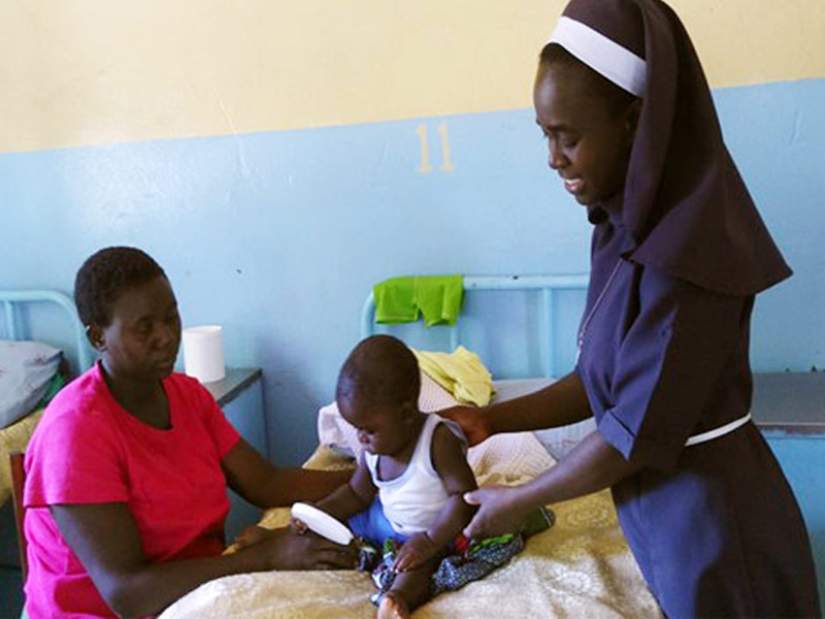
[2,0,824,153]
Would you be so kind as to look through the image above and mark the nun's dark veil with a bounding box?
[549,0,791,296]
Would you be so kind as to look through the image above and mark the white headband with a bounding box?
[549,16,647,97]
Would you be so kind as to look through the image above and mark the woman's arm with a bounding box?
[486,371,593,433]
[221,438,353,508]
[463,429,640,538]
[441,371,592,446]
[50,501,357,618]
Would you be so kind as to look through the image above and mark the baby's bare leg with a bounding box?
[377,558,439,619]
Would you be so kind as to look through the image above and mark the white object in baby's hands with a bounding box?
[290,502,354,546]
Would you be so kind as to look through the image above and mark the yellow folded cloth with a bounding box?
[0,408,45,505]
[412,346,494,407]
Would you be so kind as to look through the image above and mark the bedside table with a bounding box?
[203,368,267,541]
[753,372,825,605]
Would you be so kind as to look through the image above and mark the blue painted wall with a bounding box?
[2,78,824,465]
[765,435,825,607]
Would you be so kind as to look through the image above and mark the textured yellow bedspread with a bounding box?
[160,446,660,618]
[0,408,44,505]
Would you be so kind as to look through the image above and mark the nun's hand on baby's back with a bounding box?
[247,526,358,570]
[438,405,491,447]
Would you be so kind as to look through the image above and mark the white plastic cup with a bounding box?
[182,325,226,383]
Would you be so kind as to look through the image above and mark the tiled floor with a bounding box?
[0,566,24,619]
[0,502,24,618]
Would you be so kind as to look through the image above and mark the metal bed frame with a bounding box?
[361,274,589,378]
[0,289,95,372]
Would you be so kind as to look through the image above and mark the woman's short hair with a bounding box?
[74,247,166,327]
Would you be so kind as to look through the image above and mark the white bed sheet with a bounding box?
[493,378,597,460]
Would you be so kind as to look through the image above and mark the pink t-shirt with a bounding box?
[23,363,241,618]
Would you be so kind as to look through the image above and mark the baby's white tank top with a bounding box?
[365,414,465,535]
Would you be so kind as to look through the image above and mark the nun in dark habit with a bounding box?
[445,0,821,616]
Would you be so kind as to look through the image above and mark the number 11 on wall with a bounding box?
[417,122,455,173]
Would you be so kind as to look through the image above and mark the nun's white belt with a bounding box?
[685,412,752,447]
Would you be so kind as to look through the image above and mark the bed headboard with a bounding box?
[0,289,95,375]
[361,274,589,379]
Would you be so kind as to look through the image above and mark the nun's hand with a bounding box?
[462,485,531,539]
[439,405,491,447]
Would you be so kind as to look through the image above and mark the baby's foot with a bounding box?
[377,592,410,619]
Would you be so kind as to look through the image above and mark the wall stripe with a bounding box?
[3,78,824,463]
[2,1,825,153]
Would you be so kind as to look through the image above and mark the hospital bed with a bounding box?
[0,290,95,619]
[160,275,661,619]
[0,290,94,507]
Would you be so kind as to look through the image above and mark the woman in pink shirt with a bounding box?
[23,247,356,618]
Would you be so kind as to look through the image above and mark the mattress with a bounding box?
[158,446,659,619]
[0,408,45,505]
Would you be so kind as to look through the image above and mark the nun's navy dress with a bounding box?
[576,205,820,618]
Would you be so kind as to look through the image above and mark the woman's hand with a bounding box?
[289,517,309,535]
[393,532,440,572]
[462,485,532,539]
[246,526,358,570]
[233,525,273,550]
[438,405,491,447]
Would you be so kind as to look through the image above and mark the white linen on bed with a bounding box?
[0,340,61,428]
[493,378,597,461]
[317,371,556,481]
[318,372,596,466]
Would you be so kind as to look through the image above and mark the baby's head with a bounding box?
[336,335,421,456]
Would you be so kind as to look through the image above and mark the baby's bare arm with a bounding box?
[426,424,478,547]
[315,452,377,522]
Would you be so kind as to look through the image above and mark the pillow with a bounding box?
[493,378,596,461]
[0,340,62,428]
[317,372,555,483]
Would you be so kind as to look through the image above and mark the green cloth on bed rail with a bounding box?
[373,275,464,326]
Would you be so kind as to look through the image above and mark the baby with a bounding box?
[320,334,477,618]
[240,334,477,618]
